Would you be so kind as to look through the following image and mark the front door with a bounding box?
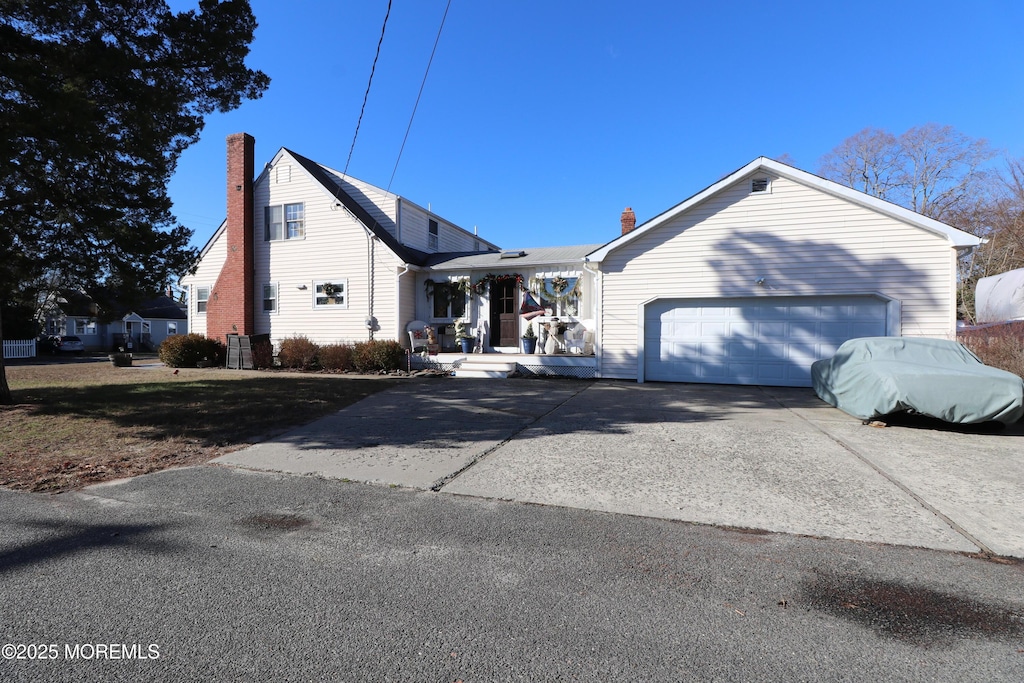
[489,281,518,348]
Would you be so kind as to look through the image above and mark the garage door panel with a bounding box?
[645,296,888,387]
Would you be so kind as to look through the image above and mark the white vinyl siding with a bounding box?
[253,151,401,346]
[598,174,959,381]
[179,223,227,336]
[400,203,489,253]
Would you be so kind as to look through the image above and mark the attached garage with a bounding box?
[585,158,982,385]
[643,295,893,386]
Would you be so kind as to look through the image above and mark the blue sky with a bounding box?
[167,0,1024,253]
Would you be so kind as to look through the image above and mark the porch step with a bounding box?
[454,357,517,379]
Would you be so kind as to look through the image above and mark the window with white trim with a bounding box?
[314,280,348,308]
[196,286,210,313]
[538,277,580,317]
[431,282,467,319]
[74,319,97,335]
[263,283,278,313]
[428,219,439,250]
[265,203,305,241]
[167,321,178,336]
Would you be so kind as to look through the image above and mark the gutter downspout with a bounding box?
[583,258,601,379]
[396,262,411,343]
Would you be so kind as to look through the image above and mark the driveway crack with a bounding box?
[759,387,993,556]
[428,383,593,492]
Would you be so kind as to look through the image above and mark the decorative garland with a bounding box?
[529,276,581,304]
[472,273,526,295]
[424,277,473,300]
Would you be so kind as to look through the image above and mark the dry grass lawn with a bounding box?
[0,357,397,493]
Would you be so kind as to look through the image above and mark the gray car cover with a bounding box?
[811,337,1024,425]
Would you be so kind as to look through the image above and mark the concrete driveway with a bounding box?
[214,379,1024,558]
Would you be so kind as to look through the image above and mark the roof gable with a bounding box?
[585,157,982,263]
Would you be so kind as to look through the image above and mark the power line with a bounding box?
[386,0,453,194]
[343,0,392,178]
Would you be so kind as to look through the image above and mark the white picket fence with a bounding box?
[2,339,36,359]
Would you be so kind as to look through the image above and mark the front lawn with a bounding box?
[0,360,395,492]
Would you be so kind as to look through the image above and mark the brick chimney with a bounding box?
[620,207,636,235]
[206,133,255,342]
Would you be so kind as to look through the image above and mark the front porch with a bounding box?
[411,351,596,379]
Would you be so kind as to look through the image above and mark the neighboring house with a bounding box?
[43,290,187,351]
[183,135,980,387]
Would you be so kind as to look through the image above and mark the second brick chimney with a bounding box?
[620,207,636,235]
[206,133,255,342]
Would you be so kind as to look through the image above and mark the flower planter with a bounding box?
[521,337,537,354]
[459,337,474,354]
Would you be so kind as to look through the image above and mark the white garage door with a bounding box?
[644,296,889,387]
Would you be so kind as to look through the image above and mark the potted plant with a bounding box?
[454,319,474,354]
[521,322,537,354]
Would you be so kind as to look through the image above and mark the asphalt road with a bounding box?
[1,466,1022,682]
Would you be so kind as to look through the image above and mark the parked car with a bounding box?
[811,337,1024,425]
[46,335,86,354]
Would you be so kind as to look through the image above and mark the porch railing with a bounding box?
[3,339,36,359]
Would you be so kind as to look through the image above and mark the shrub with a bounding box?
[958,322,1024,379]
[352,339,404,373]
[158,334,225,368]
[278,335,320,370]
[319,343,354,372]
[251,337,275,370]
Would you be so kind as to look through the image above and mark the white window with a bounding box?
[167,321,178,336]
[142,321,151,334]
[265,203,305,241]
[74,319,97,335]
[431,282,467,320]
[314,280,348,308]
[428,219,439,250]
[539,277,580,317]
[196,286,210,314]
[263,283,278,313]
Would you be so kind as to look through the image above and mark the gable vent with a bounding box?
[751,177,769,193]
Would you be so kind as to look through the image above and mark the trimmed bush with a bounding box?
[158,334,225,368]
[958,322,1024,379]
[319,343,354,372]
[352,339,404,373]
[251,337,275,369]
[278,335,320,370]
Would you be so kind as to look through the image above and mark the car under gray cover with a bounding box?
[811,337,1024,425]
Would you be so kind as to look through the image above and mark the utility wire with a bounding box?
[343,0,392,178]
[386,0,452,194]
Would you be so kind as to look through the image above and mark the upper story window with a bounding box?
[265,203,305,241]
[428,219,439,250]
[196,286,210,314]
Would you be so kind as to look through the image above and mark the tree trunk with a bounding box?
[0,313,12,405]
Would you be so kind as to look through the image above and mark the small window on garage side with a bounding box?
[751,177,770,193]
[167,321,178,336]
